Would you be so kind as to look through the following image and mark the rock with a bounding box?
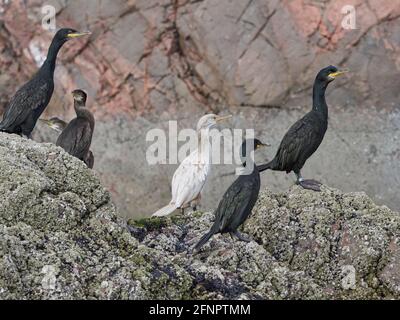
[0,133,399,299]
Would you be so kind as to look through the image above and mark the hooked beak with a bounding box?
[216,115,232,123]
[328,69,349,79]
[67,31,91,39]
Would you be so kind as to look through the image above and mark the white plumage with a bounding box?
[152,114,231,217]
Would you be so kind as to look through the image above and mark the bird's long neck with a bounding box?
[312,81,329,119]
[197,128,212,160]
[42,38,65,75]
[75,101,95,130]
[241,156,258,175]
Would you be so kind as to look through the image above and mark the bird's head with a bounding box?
[316,65,348,84]
[196,114,232,131]
[72,89,87,105]
[54,28,91,43]
[39,117,67,133]
[241,139,269,159]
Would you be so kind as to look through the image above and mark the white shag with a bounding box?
[152,114,231,217]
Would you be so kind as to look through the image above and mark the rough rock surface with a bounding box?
[1,133,399,300]
[0,1,399,218]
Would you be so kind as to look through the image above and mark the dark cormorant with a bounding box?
[56,90,95,167]
[258,66,347,191]
[40,115,94,169]
[0,28,90,138]
[194,138,268,252]
[39,117,67,133]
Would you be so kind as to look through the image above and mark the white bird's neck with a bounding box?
[197,128,212,162]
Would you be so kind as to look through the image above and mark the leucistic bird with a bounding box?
[152,114,231,217]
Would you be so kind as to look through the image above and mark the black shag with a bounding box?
[258,66,347,191]
[41,115,94,169]
[39,117,67,133]
[0,28,90,137]
[56,90,95,167]
[194,139,268,252]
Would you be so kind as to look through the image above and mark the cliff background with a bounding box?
[0,0,399,219]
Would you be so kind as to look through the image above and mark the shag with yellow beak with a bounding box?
[194,139,269,252]
[40,116,94,169]
[0,28,90,138]
[39,117,68,133]
[56,90,95,169]
[259,66,348,191]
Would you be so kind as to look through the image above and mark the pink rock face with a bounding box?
[0,0,399,116]
[0,0,399,218]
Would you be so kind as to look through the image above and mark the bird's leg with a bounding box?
[180,208,185,215]
[191,194,201,212]
[232,231,252,243]
[295,171,322,192]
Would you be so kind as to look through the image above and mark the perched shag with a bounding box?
[41,115,94,169]
[194,139,268,252]
[39,117,67,133]
[56,90,95,167]
[152,114,232,217]
[0,28,90,137]
[258,66,347,191]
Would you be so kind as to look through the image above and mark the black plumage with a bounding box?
[56,90,95,167]
[84,150,95,169]
[0,28,90,137]
[194,139,268,252]
[258,66,347,191]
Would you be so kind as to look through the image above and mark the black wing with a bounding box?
[213,177,257,233]
[273,113,323,172]
[57,118,92,160]
[0,79,51,131]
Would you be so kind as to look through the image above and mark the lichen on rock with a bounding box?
[0,133,399,300]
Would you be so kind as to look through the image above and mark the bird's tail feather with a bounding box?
[194,230,215,252]
[152,204,177,217]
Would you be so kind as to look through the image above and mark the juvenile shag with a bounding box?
[152,114,232,217]
[194,139,268,252]
[56,90,95,167]
[258,66,347,191]
[40,116,94,169]
[0,28,90,137]
[39,117,67,133]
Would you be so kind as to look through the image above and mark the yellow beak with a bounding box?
[328,69,349,78]
[257,143,271,149]
[67,31,91,39]
[216,115,233,122]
